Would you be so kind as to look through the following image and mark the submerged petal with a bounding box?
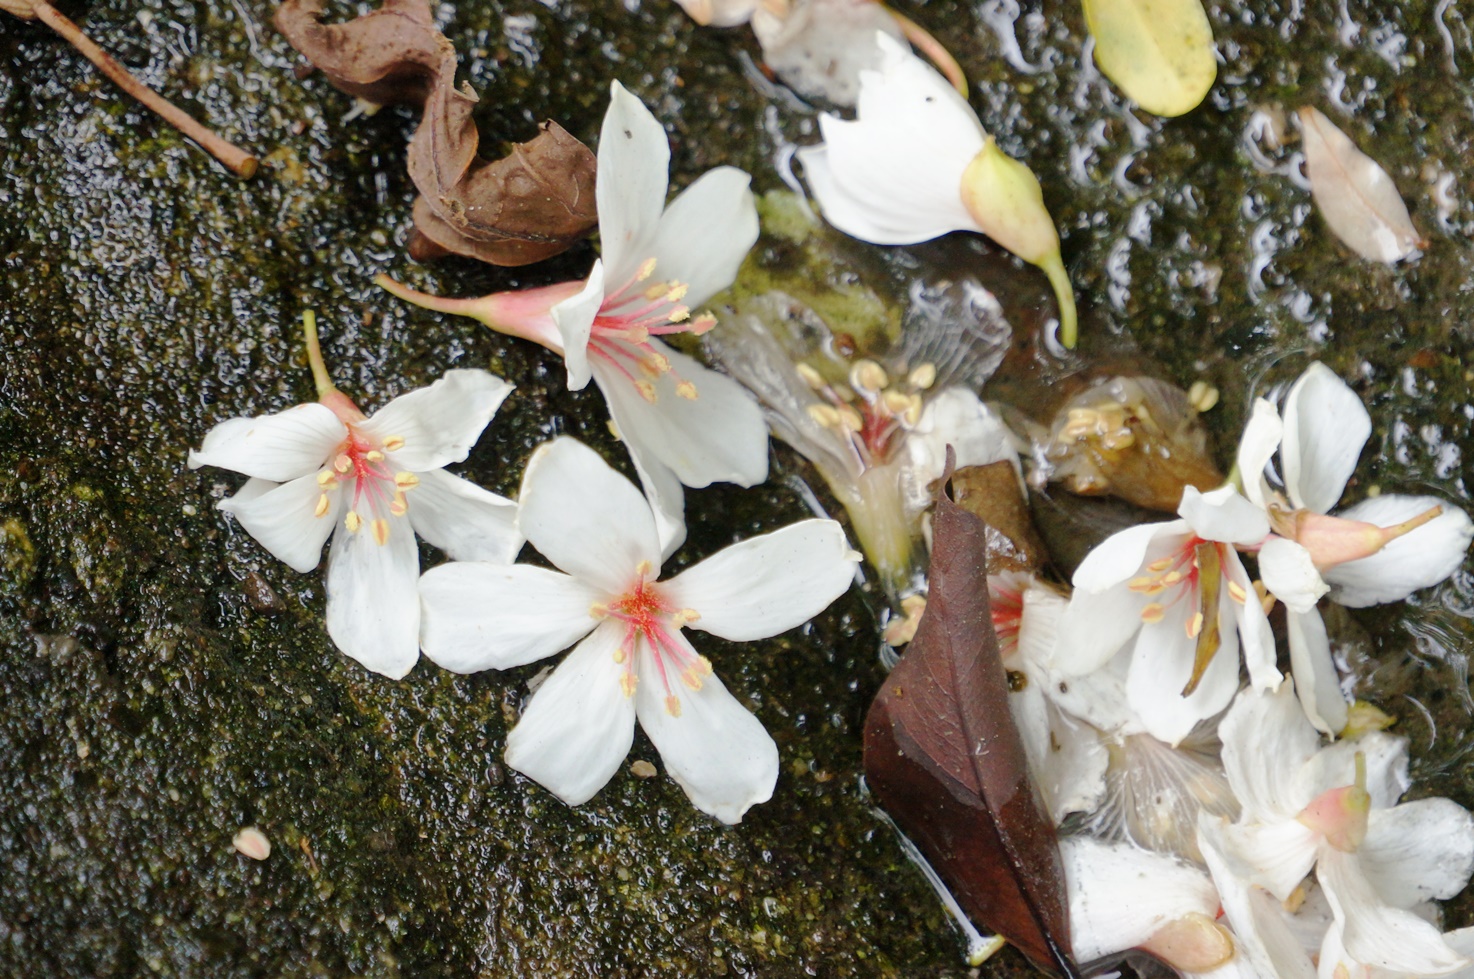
[1322,495,1473,607]
[504,620,637,807]
[634,632,778,824]
[1281,363,1371,515]
[359,370,514,471]
[220,473,340,573]
[419,563,604,673]
[406,469,522,565]
[517,438,661,594]
[189,403,344,481]
[664,519,857,641]
[324,510,422,678]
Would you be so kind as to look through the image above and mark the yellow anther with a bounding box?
[807,403,842,429]
[647,351,672,374]
[620,673,639,698]
[590,602,609,619]
[635,561,653,577]
[795,362,827,389]
[675,381,698,400]
[622,325,650,346]
[1254,580,1276,615]
[1127,575,1156,591]
[881,389,912,416]
[643,281,670,301]
[696,654,713,674]
[394,472,420,490]
[365,450,384,463]
[903,393,924,426]
[681,668,704,691]
[637,257,658,281]
[314,494,331,518]
[690,313,717,335]
[613,647,627,665]
[636,381,658,404]
[344,511,362,533]
[1101,431,1136,450]
[682,609,702,624]
[317,470,337,486]
[371,519,390,546]
[1147,557,1174,572]
[664,695,682,717]
[1140,603,1166,624]
[389,493,408,517]
[334,454,352,473]
[668,306,690,323]
[383,435,405,451]
[1161,571,1183,585]
[908,362,937,390]
[850,359,888,394]
[1227,580,1248,604]
[1186,611,1204,639]
[1188,380,1220,413]
[664,282,689,304]
[838,405,865,433]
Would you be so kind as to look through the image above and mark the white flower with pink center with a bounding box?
[377,80,769,556]
[188,313,521,678]
[416,437,859,824]
[1054,485,1280,746]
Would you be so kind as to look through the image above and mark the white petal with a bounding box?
[1048,640,1137,734]
[1286,607,1348,736]
[1029,700,1109,823]
[359,370,514,471]
[663,519,856,641]
[596,82,671,281]
[1219,683,1321,819]
[1053,584,1147,678]
[418,563,603,672]
[406,469,522,565]
[648,166,759,308]
[219,473,339,573]
[1179,485,1270,545]
[1323,496,1473,607]
[1360,799,1474,906]
[1062,836,1218,960]
[1281,363,1371,514]
[1126,601,1239,747]
[189,403,344,481]
[1259,537,1330,613]
[634,632,778,824]
[1226,550,1282,692]
[1072,519,1186,592]
[324,510,422,678]
[550,261,606,392]
[1219,818,1321,902]
[1319,846,1469,975]
[1237,398,1285,510]
[621,436,688,560]
[516,438,661,593]
[1199,814,1320,979]
[504,620,637,807]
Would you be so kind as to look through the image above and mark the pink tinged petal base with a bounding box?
[633,633,778,825]
[405,469,522,565]
[516,438,662,594]
[188,402,345,482]
[418,563,604,673]
[505,620,638,807]
[324,508,422,679]
[663,519,857,642]
[1061,836,1220,961]
[358,369,514,471]
[219,474,340,573]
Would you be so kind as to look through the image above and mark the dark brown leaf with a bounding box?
[864,471,1077,976]
[949,460,1047,576]
[275,0,597,265]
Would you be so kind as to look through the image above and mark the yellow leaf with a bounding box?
[1082,0,1217,117]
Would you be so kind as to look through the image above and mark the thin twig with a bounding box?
[24,0,258,178]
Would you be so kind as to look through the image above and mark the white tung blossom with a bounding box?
[417,437,859,824]
[379,80,770,556]
[189,324,521,679]
[1237,362,1474,733]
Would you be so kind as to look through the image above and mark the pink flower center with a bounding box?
[314,424,418,545]
[990,581,1025,655]
[597,562,711,716]
[587,258,717,405]
[798,358,934,468]
[1128,536,1250,695]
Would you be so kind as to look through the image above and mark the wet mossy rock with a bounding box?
[3,0,1474,974]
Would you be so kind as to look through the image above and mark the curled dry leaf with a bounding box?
[863,460,1077,976]
[949,461,1046,576]
[275,0,597,265]
[1081,0,1216,117]
[1298,106,1425,264]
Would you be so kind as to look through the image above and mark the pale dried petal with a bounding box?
[1299,107,1423,264]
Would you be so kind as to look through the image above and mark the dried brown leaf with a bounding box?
[863,468,1077,976]
[275,0,597,265]
[1299,106,1424,264]
[949,460,1046,576]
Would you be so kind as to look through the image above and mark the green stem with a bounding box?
[301,310,335,399]
[1038,251,1077,349]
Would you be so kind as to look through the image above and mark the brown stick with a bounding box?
[31,0,258,178]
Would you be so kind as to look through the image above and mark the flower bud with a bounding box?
[1280,504,1443,571]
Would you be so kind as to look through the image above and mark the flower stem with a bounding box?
[301,310,336,400]
[1038,251,1078,349]
[882,6,968,98]
[29,0,258,178]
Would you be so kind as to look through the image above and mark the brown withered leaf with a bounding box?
[949,460,1046,576]
[864,466,1077,976]
[275,0,597,265]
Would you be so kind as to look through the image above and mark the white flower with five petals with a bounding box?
[417,437,859,824]
[189,315,521,678]
[1054,485,1280,746]
[379,81,769,556]
[1237,362,1474,733]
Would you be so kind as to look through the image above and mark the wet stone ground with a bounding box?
[2,0,1474,974]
